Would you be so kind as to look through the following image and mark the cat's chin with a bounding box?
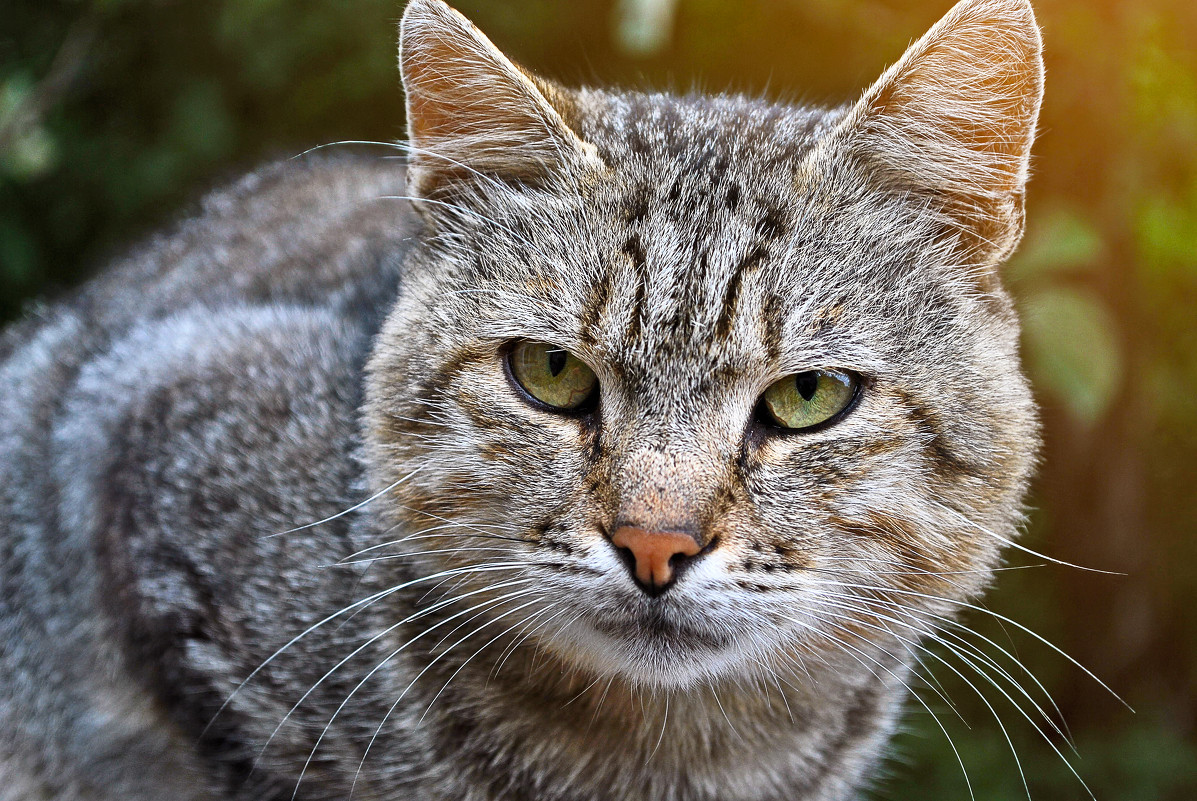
[543,608,758,690]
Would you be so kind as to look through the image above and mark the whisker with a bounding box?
[839,591,1075,748]
[706,681,743,744]
[348,595,549,798]
[339,518,525,562]
[330,545,514,569]
[929,500,1125,576]
[585,674,617,734]
[813,601,1063,800]
[491,603,570,679]
[290,139,512,197]
[266,468,422,539]
[783,612,976,801]
[295,586,541,800]
[260,578,536,780]
[648,692,670,762]
[806,577,1132,710]
[392,504,539,545]
[418,598,550,724]
[204,560,527,738]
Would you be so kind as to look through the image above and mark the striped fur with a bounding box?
[0,1,1044,799]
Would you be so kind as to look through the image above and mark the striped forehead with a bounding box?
[587,185,791,364]
[571,93,837,364]
[455,92,890,388]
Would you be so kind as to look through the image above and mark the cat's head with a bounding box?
[364,0,1043,689]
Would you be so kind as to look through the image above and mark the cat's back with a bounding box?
[0,154,415,799]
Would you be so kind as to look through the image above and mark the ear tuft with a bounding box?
[399,0,599,198]
[826,0,1044,263]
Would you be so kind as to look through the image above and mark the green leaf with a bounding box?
[1007,206,1104,286]
[1136,192,1197,281]
[1022,287,1123,426]
[0,75,59,180]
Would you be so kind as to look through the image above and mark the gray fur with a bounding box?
[0,1,1044,799]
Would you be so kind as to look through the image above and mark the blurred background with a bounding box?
[2,0,1194,797]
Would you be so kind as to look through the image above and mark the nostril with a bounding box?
[615,545,638,575]
[609,526,706,596]
[667,551,691,571]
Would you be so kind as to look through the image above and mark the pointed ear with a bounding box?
[818,0,1044,264]
[399,0,601,198]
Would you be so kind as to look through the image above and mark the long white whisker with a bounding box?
[491,603,569,679]
[648,692,670,762]
[330,545,514,568]
[348,596,548,798]
[204,560,526,737]
[813,602,1055,800]
[839,591,1075,748]
[806,577,1131,710]
[267,468,422,538]
[930,500,1124,576]
[262,578,535,781]
[296,587,541,800]
[418,599,551,724]
[784,612,976,801]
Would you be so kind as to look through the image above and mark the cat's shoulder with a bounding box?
[1,152,415,474]
[4,153,413,355]
[0,152,410,551]
[0,152,413,636]
[91,153,416,328]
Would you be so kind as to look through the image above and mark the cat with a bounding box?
[0,0,1045,798]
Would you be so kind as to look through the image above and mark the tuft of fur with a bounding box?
[0,1,1044,799]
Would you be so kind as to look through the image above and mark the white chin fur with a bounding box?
[539,616,763,690]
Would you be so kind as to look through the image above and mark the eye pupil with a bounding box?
[795,371,819,401]
[548,349,568,377]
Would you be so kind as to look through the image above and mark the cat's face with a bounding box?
[365,0,1042,689]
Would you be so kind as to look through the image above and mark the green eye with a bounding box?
[760,369,859,430]
[507,341,599,412]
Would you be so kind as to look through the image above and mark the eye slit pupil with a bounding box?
[547,349,568,377]
[795,371,819,401]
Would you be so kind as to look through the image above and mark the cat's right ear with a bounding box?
[399,0,602,200]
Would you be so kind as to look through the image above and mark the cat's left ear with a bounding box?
[817,0,1044,265]
[399,0,602,199]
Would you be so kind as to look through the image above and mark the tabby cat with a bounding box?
[0,0,1046,798]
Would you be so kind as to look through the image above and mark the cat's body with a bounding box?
[0,1,1045,799]
[0,157,417,799]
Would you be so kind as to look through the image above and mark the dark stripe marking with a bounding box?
[892,387,985,479]
[579,269,612,346]
[715,211,788,341]
[623,234,648,342]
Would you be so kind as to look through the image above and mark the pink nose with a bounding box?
[611,526,702,592]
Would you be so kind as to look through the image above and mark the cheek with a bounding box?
[398,367,599,524]
[747,452,995,606]
[738,446,934,561]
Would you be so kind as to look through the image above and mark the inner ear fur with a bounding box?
[399,0,601,199]
[816,0,1045,266]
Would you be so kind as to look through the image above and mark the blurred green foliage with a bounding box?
[2,0,1196,797]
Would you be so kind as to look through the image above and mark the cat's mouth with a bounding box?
[587,606,731,653]
[552,601,754,688]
